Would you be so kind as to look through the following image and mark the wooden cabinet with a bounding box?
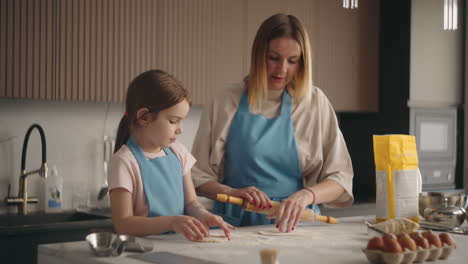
[1,0,378,111]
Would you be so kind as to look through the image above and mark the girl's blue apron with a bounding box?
[214,90,320,227]
[127,136,184,217]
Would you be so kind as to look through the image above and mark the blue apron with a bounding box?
[214,90,320,226]
[127,136,184,217]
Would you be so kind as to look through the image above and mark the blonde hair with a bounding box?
[247,13,313,109]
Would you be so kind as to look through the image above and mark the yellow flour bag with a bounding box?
[373,135,421,223]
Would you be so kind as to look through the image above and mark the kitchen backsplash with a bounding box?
[0,98,202,214]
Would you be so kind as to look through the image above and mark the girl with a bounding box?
[108,70,234,241]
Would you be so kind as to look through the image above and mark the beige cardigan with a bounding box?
[191,82,354,208]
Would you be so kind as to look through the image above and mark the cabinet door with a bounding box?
[244,0,379,112]
[1,0,379,111]
[0,0,56,100]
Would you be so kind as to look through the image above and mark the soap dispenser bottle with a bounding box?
[44,165,63,212]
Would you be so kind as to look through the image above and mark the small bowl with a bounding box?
[85,232,153,257]
[419,192,467,217]
[424,206,466,228]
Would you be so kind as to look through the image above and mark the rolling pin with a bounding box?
[216,194,338,224]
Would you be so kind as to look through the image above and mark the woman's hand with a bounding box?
[195,211,237,240]
[269,189,314,232]
[229,186,272,209]
[171,215,210,241]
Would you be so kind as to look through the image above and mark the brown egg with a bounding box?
[383,234,403,253]
[439,232,456,247]
[409,232,430,249]
[367,236,385,251]
[422,230,442,248]
[396,233,417,251]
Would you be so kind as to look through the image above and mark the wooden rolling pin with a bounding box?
[216,194,338,224]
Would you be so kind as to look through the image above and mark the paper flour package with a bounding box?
[373,135,421,223]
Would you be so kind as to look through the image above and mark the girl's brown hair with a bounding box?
[248,13,313,109]
[114,70,190,153]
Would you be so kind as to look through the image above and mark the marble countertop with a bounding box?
[38,215,468,264]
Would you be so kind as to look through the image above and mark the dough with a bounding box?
[257,229,305,237]
[373,218,420,235]
[196,235,228,243]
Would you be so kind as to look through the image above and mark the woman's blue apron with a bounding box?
[214,90,320,227]
[127,136,184,217]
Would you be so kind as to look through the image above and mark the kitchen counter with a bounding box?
[38,216,468,264]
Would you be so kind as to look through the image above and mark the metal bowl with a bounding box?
[418,192,467,217]
[85,232,153,257]
[424,206,466,228]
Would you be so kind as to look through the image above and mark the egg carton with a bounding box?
[362,245,455,264]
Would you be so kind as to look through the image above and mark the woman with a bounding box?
[192,13,354,232]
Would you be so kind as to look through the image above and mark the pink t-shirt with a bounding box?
[107,141,196,216]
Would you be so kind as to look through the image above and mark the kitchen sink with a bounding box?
[0,210,108,228]
[0,209,114,263]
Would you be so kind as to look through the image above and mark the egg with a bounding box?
[409,232,430,249]
[396,233,417,251]
[422,230,442,248]
[382,234,403,253]
[366,236,385,251]
[439,232,456,247]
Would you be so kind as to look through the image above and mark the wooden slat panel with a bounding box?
[56,0,64,100]
[77,0,83,101]
[46,0,55,100]
[108,0,115,102]
[0,0,7,97]
[5,0,14,97]
[244,0,378,112]
[70,0,78,101]
[116,0,124,102]
[151,0,245,105]
[31,0,40,99]
[314,0,379,112]
[67,0,74,101]
[87,0,96,101]
[12,0,21,98]
[134,0,141,86]
[0,0,378,111]
[101,0,109,102]
[19,0,27,98]
[25,0,32,98]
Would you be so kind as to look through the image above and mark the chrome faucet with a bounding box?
[4,124,48,215]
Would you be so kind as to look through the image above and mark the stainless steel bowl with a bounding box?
[424,206,466,228]
[419,192,468,228]
[85,232,153,257]
[418,192,467,216]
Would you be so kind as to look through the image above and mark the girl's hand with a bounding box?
[229,186,272,210]
[269,189,314,232]
[195,211,237,240]
[171,215,210,241]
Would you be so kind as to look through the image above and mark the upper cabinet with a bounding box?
[410,0,464,108]
[0,0,379,112]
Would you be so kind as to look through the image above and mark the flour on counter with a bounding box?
[257,229,306,237]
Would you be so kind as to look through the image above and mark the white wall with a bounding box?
[410,0,464,107]
[0,98,202,214]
